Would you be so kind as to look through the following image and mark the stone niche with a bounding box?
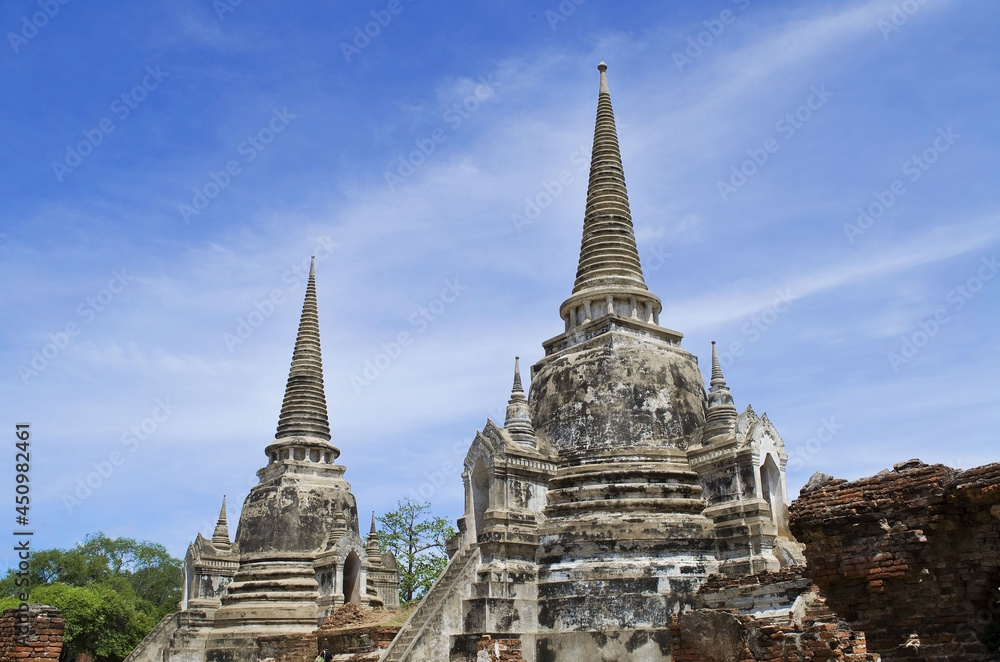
[183,533,239,612]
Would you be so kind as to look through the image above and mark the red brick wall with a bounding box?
[0,604,65,661]
[791,460,1000,661]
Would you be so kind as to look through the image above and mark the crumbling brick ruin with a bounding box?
[791,459,1000,661]
[670,568,877,661]
[0,604,65,661]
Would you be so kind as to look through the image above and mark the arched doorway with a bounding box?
[760,454,790,537]
[471,460,490,540]
[342,551,361,605]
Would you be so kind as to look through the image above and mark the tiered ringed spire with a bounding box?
[559,63,664,332]
[573,62,647,295]
[211,495,231,551]
[504,357,537,447]
[275,258,331,442]
[705,341,738,434]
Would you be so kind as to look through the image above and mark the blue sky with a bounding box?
[1,0,997,561]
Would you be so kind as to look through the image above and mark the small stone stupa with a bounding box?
[128,260,398,662]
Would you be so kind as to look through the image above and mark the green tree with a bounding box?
[77,533,182,619]
[0,533,181,661]
[377,498,456,604]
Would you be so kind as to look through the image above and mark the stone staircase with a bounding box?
[123,609,214,662]
[382,544,479,662]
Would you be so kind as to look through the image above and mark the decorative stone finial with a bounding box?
[211,495,231,551]
[558,63,663,330]
[598,61,609,94]
[334,502,347,531]
[705,341,738,435]
[504,356,537,447]
[367,512,382,565]
[275,258,332,442]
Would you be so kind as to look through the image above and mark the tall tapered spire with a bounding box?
[504,356,536,447]
[211,495,231,551]
[705,341,738,437]
[574,62,647,294]
[559,63,663,332]
[275,258,331,441]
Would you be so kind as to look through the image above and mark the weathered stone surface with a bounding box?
[531,327,706,459]
[677,610,744,662]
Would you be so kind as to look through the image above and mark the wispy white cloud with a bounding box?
[667,215,1000,332]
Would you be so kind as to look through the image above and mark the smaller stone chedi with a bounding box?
[380,63,804,662]
[126,260,398,662]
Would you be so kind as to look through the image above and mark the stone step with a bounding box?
[382,545,478,662]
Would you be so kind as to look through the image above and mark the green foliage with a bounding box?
[0,532,181,661]
[377,498,456,604]
[30,583,155,661]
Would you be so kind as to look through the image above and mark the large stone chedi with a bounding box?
[128,261,398,662]
[383,63,801,662]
